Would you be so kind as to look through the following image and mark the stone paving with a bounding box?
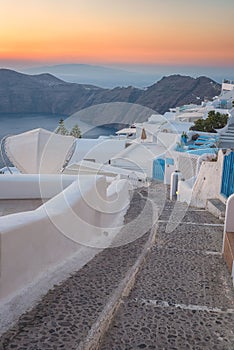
[100,187,234,350]
[1,182,234,350]
[100,300,234,350]
[0,184,159,350]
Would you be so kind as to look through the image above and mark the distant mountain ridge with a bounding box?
[0,69,221,123]
[21,63,234,89]
[23,64,155,89]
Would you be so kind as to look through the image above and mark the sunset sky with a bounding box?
[0,0,234,68]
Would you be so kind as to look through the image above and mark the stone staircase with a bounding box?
[100,200,234,349]
[220,124,234,149]
[1,183,234,350]
[206,198,226,221]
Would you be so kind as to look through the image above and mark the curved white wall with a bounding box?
[0,176,130,301]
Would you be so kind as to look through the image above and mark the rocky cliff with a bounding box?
[0,69,221,121]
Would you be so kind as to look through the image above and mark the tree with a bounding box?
[189,111,228,133]
[70,124,82,138]
[208,111,228,129]
[55,119,69,135]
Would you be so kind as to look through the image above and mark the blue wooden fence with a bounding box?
[221,151,234,198]
[152,158,165,181]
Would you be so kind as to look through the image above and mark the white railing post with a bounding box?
[223,194,234,284]
[224,194,234,235]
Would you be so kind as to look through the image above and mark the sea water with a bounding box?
[0,113,118,139]
[0,113,117,168]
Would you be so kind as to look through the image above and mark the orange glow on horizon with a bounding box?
[0,0,233,67]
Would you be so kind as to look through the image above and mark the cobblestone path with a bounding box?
[0,182,234,350]
[100,185,234,350]
[0,183,158,350]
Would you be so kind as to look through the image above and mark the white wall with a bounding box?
[164,163,176,185]
[0,174,78,199]
[178,153,199,180]
[191,151,224,207]
[177,177,196,205]
[157,132,180,150]
[177,151,225,208]
[0,176,130,301]
[223,194,234,284]
[69,139,126,164]
[222,82,234,91]
[112,142,167,178]
[224,194,234,233]
[64,161,148,188]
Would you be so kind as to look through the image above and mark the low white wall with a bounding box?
[224,194,234,233]
[222,82,234,91]
[223,194,234,284]
[0,174,78,199]
[178,153,199,180]
[111,157,150,177]
[112,142,167,178]
[69,139,126,164]
[164,163,176,185]
[177,177,196,205]
[157,132,180,150]
[177,150,225,208]
[64,161,148,188]
[190,151,224,208]
[0,176,130,301]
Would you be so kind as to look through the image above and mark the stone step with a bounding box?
[100,295,234,349]
[220,132,234,136]
[220,137,234,142]
[1,184,233,350]
[220,138,234,142]
[220,133,234,138]
[0,190,154,350]
[100,213,234,349]
[220,142,234,149]
[220,135,234,141]
[220,132,234,135]
[221,128,234,133]
[206,198,226,221]
[0,183,169,350]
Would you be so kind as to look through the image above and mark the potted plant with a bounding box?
[181,131,188,144]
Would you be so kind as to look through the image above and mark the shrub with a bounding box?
[189,111,228,132]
